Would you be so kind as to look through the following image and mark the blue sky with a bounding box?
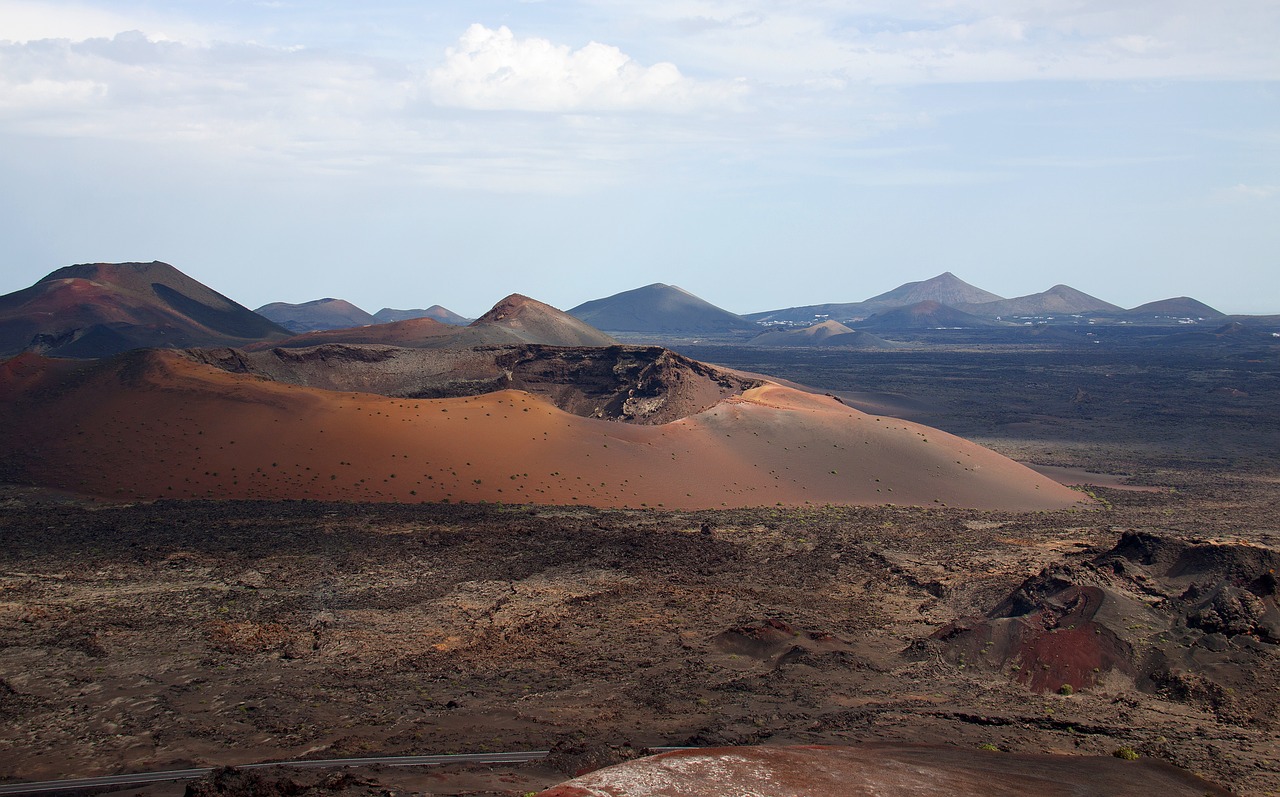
[1,1,1277,316]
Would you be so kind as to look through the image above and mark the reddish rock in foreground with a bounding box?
[538,744,1231,797]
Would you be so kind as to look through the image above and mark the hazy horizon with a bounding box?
[2,2,1277,317]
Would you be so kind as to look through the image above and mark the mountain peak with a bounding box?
[568,283,755,334]
[40,260,179,284]
[862,272,1004,311]
[468,294,616,346]
[3,261,289,357]
[473,293,548,323]
[856,300,1006,330]
[962,284,1120,317]
[1126,297,1224,318]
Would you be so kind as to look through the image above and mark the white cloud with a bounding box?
[426,23,745,112]
[1220,183,1279,201]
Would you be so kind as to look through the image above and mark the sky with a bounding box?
[1,1,1277,317]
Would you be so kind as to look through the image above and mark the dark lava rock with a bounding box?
[184,767,374,797]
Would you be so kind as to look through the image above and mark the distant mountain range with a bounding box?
[0,261,1267,359]
[257,299,470,333]
[251,294,614,351]
[0,263,610,358]
[245,316,461,350]
[741,272,1232,335]
[256,298,377,333]
[745,272,1003,325]
[565,275,1145,338]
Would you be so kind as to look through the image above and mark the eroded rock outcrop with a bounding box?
[924,532,1280,721]
[186,343,758,425]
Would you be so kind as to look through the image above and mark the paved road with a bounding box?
[0,751,553,795]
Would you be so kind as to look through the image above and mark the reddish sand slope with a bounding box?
[538,745,1231,796]
[0,351,1084,510]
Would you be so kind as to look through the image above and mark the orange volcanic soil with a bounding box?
[0,351,1084,510]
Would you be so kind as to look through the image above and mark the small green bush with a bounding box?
[1113,747,1139,761]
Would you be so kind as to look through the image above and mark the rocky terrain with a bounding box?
[0,472,1275,795]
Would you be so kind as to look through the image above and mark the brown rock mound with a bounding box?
[459,294,617,347]
[712,618,852,662]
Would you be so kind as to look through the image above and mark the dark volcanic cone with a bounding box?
[0,261,289,357]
